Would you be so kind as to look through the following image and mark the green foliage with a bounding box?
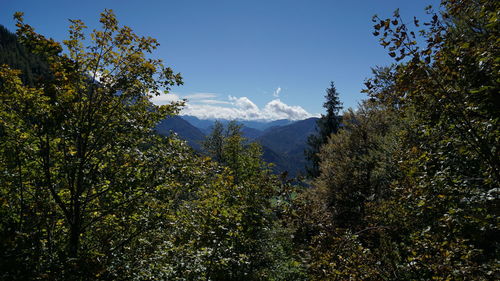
[367,0,499,278]
[305,81,343,178]
[3,0,497,279]
[203,120,225,162]
[315,101,401,228]
[197,121,307,280]
[288,101,401,280]
[292,0,499,279]
[203,120,270,184]
[0,9,185,279]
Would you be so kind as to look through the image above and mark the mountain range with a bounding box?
[156,115,319,176]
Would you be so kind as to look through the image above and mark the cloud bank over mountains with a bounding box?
[151,92,317,121]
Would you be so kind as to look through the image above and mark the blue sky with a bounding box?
[1,0,439,120]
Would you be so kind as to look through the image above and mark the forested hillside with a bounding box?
[0,25,48,85]
[0,0,498,280]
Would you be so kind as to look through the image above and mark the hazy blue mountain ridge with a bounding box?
[256,118,319,176]
[156,115,319,177]
[180,115,294,131]
[155,116,206,151]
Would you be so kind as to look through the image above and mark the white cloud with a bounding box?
[262,99,311,120]
[183,93,218,100]
[173,95,314,121]
[273,87,282,97]
[150,90,315,121]
[195,99,232,105]
[181,104,253,120]
[228,96,259,111]
[150,92,181,104]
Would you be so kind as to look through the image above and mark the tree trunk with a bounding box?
[69,214,80,258]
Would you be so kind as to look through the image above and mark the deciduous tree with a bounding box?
[0,9,183,279]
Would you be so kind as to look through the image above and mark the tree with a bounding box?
[0,10,183,279]
[314,100,400,228]
[202,120,225,162]
[203,120,267,184]
[305,81,343,178]
[288,100,402,280]
[293,1,499,279]
[361,0,499,278]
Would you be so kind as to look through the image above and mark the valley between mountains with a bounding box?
[156,115,319,177]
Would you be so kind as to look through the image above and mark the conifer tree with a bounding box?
[305,81,342,178]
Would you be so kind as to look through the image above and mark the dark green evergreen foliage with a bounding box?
[0,24,49,85]
[305,81,343,178]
